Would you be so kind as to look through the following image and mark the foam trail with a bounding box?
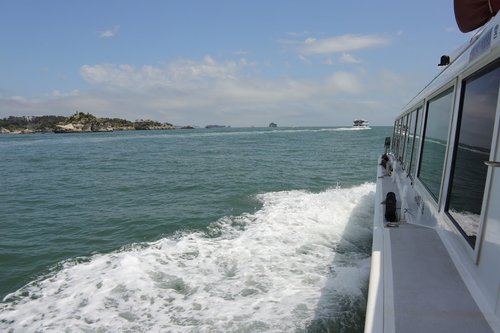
[0,184,374,332]
[334,127,372,131]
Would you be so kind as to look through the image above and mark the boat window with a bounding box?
[393,119,400,158]
[410,108,423,177]
[400,115,408,163]
[447,64,500,248]
[404,111,416,172]
[391,120,396,155]
[418,88,454,201]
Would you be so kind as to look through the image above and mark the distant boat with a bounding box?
[352,119,369,128]
[269,122,277,128]
[205,125,227,129]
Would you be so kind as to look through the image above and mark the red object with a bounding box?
[454,0,500,32]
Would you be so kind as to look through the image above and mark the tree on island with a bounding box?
[0,115,66,132]
[133,119,173,130]
[0,111,177,133]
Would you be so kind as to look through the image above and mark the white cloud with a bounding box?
[298,54,311,64]
[304,37,317,44]
[1,56,406,126]
[325,72,362,94]
[80,63,168,89]
[97,25,120,38]
[339,53,362,64]
[79,57,363,101]
[167,56,240,81]
[287,31,310,37]
[300,34,390,55]
[47,90,80,98]
[80,56,244,91]
[11,95,28,103]
[324,58,334,65]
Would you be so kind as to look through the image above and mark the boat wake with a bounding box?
[0,184,374,332]
[334,127,372,131]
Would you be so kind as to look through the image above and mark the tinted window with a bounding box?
[418,88,454,201]
[447,65,500,248]
[410,108,422,177]
[391,120,397,154]
[400,115,408,162]
[393,119,401,158]
[404,111,416,172]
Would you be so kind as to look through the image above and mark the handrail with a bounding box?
[484,161,500,167]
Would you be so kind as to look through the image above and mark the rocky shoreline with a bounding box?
[0,112,194,134]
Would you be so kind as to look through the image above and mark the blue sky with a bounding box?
[0,0,469,126]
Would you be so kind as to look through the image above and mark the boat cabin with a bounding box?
[365,5,500,333]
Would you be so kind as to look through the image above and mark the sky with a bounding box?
[0,0,471,127]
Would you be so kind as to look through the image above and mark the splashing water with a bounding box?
[1,184,374,332]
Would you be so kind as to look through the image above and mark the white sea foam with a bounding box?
[0,184,374,332]
[449,209,480,237]
[88,127,346,141]
[334,127,371,131]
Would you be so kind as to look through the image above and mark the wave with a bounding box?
[0,184,374,332]
[0,127,349,147]
[334,127,372,131]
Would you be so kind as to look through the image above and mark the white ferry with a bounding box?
[353,119,370,128]
[365,1,500,332]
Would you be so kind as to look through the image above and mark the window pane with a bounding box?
[404,111,416,172]
[391,120,398,154]
[410,108,422,177]
[400,115,408,162]
[448,65,500,248]
[418,88,454,201]
[393,119,401,157]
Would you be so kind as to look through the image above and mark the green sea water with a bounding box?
[0,126,391,332]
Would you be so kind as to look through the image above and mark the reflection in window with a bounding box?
[447,65,500,248]
[391,121,397,154]
[404,111,416,172]
[400,115,408,162]
[418,88,454,201]
[393,119,401,158]
[410,108,422,177]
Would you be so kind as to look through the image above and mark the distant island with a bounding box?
[0,112,193,134]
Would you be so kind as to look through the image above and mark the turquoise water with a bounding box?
[0,126,391,332]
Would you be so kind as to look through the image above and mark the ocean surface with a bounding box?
[0,126,391,332]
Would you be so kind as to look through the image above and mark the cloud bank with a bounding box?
[300,35,390,55]
[70,56,374,126]
[0,33,403,127]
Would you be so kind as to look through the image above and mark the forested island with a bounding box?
[0,112,193,134]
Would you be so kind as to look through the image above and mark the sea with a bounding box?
[0,126,391,332]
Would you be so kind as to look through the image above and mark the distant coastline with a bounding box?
[0,112,194,134]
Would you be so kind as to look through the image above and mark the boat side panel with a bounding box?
[365,158,399,333]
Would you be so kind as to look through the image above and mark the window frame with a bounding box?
[404,110,416,174]
[416,85,456,206]
[411,106,424,179]
[444,61,500,253]
[400,114,409,165]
